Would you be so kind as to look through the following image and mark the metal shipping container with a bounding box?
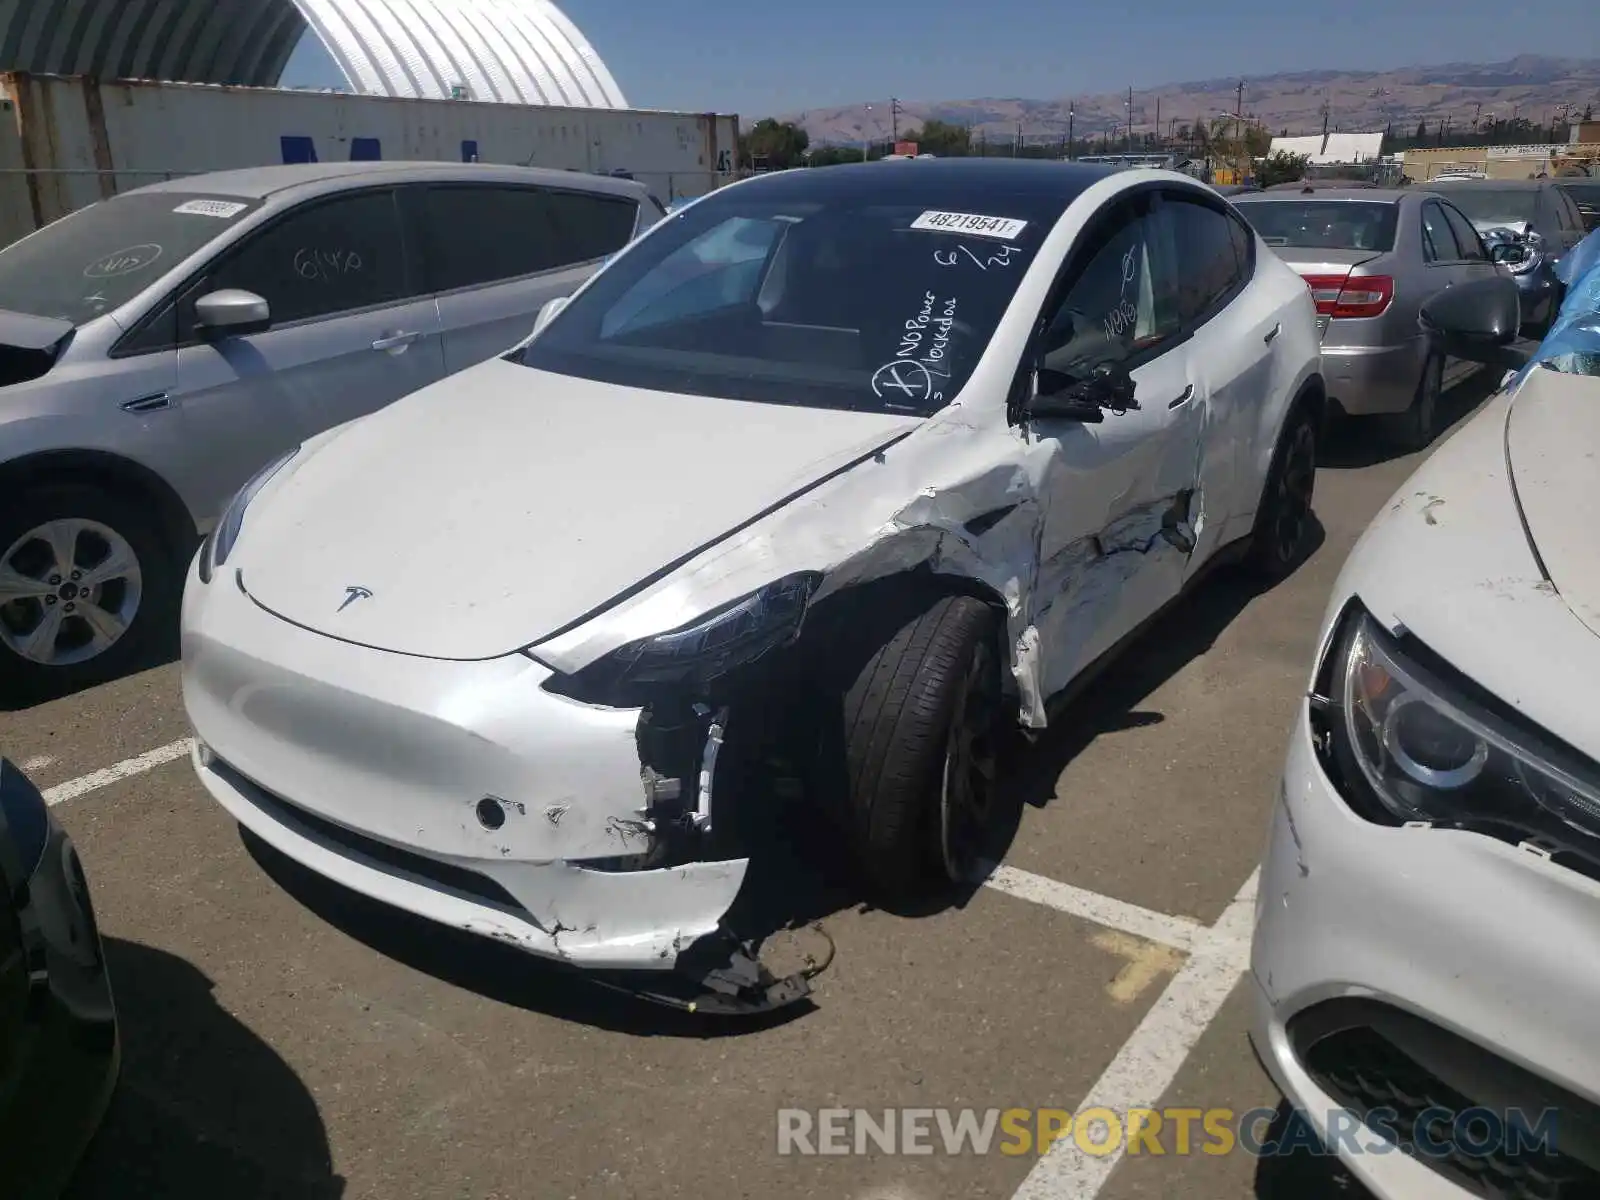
[0,72,739,246]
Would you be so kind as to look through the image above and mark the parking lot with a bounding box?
[1,382,1495,1200]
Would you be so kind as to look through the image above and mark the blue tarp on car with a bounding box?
[1522,227,1600,378]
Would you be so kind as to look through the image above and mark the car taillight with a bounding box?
[1300,273,1395,319]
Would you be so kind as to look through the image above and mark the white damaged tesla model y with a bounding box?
[181,159,1325,1010]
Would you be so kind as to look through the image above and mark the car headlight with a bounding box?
[1323,607,1600,844]
[551,572,822,697]
[0,757,51,883]
[197,447,298,584]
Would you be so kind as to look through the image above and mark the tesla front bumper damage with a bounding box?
[180,562,821,1014]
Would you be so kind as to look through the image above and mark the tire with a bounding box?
[1389,351,1444,453]
[1244,401,1319,582]
[835,593,1003,900]
[0,484,175,696]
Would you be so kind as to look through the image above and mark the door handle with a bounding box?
[1263,322,1281,344]
[1168,384,1194,409]
[371,331,420,351]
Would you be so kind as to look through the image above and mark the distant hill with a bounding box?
[778,55,1600,148]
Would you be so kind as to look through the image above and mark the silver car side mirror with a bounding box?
[194,289,272,339]
[532,295,570,337]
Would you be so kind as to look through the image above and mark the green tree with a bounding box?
[897,118,972,156]
[740,119,809,170]
[1257,150,1310,187]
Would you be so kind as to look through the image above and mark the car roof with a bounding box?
[726,157,1124,203]
[1425,177,1544,191]
[130,161,650,203]
[1235,187,1408,203]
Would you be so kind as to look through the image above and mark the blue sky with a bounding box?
[282,0,1586,118]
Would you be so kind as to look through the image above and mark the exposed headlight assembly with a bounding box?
[197,447,298,584]
[1323,606,1600,851]
[550,572,822,699]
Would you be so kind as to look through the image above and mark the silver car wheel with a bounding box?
[0,518,143,667]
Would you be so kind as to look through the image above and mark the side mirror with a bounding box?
[1490,242,1530,266]
[532,295,570,337]
[1024,362,1138,423]
[1418,276,1531,371]
[194,289,271,339]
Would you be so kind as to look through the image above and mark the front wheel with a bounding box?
[1389,351,1444,453]
[1244,403,1319,582]
[835,593,1004,900]
[0,484,175,695]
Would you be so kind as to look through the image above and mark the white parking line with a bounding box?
[42,738,194,806]
[1010,868,1260,1200]
[981,865,1208,953]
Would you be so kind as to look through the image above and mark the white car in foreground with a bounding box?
[181,159,1324,1011]
[1251,263,1600,1194]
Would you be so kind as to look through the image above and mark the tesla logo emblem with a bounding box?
[338,585,373,613]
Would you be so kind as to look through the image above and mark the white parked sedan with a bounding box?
[1251,256,1600,1194]
[180,159,1325,1010]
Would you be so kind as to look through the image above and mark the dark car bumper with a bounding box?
[2,813,120,1200]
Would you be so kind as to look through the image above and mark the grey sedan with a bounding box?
[1424,178,1589,332]
[1232,187,1497,449]
[0,162,657,692]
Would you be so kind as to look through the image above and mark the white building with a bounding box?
[0,0,629,109]
[1269,131,1386,165]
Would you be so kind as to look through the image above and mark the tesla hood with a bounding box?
[1505,366,1600,641]
[237,359,923,660]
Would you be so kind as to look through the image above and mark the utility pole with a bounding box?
[1153,96,1160,149]
[1235,79,1245,147]
[891,97,902,142]
[1067,104,1075,160]
[1126,86,1134,154]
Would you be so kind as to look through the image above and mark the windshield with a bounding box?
[0,190,261,325]
[514,181,1071,416]
[1560,182,1600,207]
[1430,187,1538,225]
[1234,200,1397,251]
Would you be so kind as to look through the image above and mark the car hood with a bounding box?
[1472,217,1533,240]
[1505,365,1600,640]
[237,358,924,660]
[1333,369,1600,762]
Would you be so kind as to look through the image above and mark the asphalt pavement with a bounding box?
[1,380,1498,1200]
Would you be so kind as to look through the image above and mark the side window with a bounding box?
[543,190,640,264]
[1165,196,1244,323]
[1420,202,1455,263]
[208,190,407,324]
[1038,199,1182,379]
[415,186,565,291]
[1555,190,1582,233]
[1441,204,1487,261]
